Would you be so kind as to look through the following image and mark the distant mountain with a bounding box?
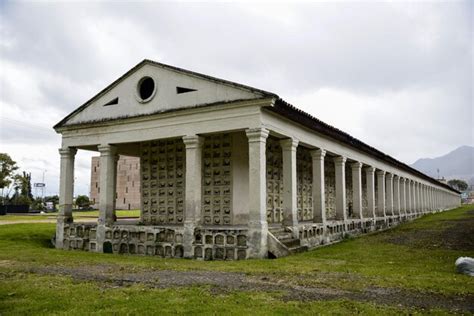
[411,146,474,185]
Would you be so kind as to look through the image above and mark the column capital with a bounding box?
[58,147,77,158]
[376,169,386,176]
[310,148,326,159]
[245,128,269,143]
[393,175,400,181]
[351,161,363,170]
[182,135,204,149]
[280,138,299,151]
[386,173,394,180]
[334,156,347,165]
[98,144,117,156]
[364,166,376,173]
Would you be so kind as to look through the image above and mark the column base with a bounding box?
[55,215,73,249]
[95,224,107,253]
[183,222,195,259]
[247,221,268,259]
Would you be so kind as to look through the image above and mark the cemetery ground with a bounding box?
[0,206,473,315]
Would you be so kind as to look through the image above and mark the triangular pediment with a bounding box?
[56,60,276,128]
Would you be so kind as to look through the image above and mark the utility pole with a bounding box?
[42,170,47,198]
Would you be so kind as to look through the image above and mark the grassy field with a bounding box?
[0,206,473,314]
[0,209,140,222]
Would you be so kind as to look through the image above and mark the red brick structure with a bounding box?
[90,156,141,210]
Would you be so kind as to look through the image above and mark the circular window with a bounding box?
[136,76,156,102]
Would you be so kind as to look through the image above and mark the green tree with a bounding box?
[10,172,33,206]
[75,195,90,209]
[0,154,19,204]
[447,179,468,191]
[31,197,46,211]
[0,153,18,189]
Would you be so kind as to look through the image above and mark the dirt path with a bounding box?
[28,265,474,313]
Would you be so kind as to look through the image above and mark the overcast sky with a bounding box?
[0,1,472,197]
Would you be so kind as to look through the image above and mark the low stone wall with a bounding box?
[60,211,439,260]
[60,223,249,260]
[193,228,248,260]
[298,213,422,249]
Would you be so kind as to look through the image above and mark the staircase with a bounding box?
[267,226,308,258]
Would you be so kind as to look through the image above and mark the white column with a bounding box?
[385,173,394,216]
[182,135,204,258]
[365,167,376,219]
[421,183,426,213]
[56,147,77,249]
[98,145,118,226]
[400,178,406,215]
[280,138,299,230]
[423,185,427,212]
[416,182,421,213]
[412,181,417,214]
[393,175,400,216]
[430,187,433,210]
[246,128,269,259]
[311,149,326,224]
[334,156,347,221]
[426,186,429,211]
[420,183,424,212]
[376,170,386,217]
[427,186,431,211]
[415,182,421,213]
[351,162,363,219]
[406,180,412,214]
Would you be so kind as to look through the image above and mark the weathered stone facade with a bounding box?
[54,59,461,259]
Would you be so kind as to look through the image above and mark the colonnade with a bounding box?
[56,128,461,257]
[245,128,460,257]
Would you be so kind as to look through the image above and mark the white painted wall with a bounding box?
[66,63,263,125]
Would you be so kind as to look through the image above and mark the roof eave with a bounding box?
[266,99,460,194]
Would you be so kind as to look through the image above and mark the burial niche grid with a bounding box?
[324,157,336,219]
[202,134,233,225]
[345,163,353,218]
[266,137,283,224]
[140,139,185,225]
[297,147,313,221]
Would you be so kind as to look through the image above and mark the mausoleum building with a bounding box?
[54,60,460,260]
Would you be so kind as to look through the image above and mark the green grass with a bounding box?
[0,206,473,314]
[0,273,418,315]
[0,214,56,221]
[0,209,140,221]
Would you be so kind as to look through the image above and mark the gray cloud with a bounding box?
[0,1,472,195]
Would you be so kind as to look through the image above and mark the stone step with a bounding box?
[268,227,286,233]
[280,238,301,248]
[289,245,308,254]
[273,232,293,240]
